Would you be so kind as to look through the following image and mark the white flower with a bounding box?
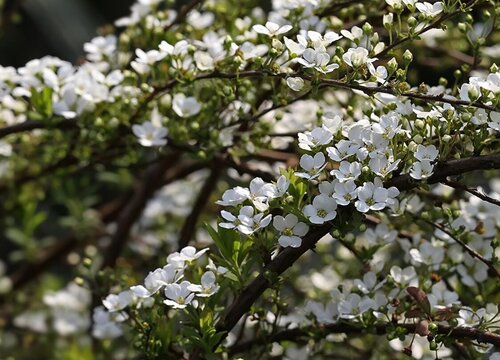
[409,242,445,266]
[326,140,360,162]
[163,281,195,309]
[390,266,418,287]
[253,21,292,37]
[307,30,342,51]
[342,47,376,68]
[132,121,168,147]
[216,187,249,207]
[298,126,333,151]
[368,63,388,83]
[488,111,500,131]
[297,49,339,74]
[355,180,399,213]
[92,307,123,339]
[306,300,338,324]
[284,35,307,56]
[172,93,201,117]
[354,272,385,294]
[303,195,337,224]
[427,282,460,309]
[194,51,215,71]
[102,290,134,312]
[169,246,209,263]
[338,293,376,319]
[368,157,400,178]
[331,161,362,182]
[188,271,219,297]
[333,180,358,206]
[409,160,434,180]
[273,214,309,248]
[131,48,166,74]
[276,175,290,196]
[131,264,182,298]
[459,83,481,102]
[295,152,326,180]
[219,206,272,235]
[159,40,189,56]
[414,144,438,161]
[286,77,305,92]
[247,177,279,210]
[416,2,444,17]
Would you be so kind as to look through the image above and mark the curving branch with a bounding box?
[213,152,500,347]
[229,322,500,354]
[177,163,221,250]
[429,221,500,278]
[443,179,500,207]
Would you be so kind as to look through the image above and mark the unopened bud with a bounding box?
[387,58,398,72]
[403,50,413,65]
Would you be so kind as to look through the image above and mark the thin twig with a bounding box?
[443,179,500,207]
[177,163,221,250]
[428,221,500,278]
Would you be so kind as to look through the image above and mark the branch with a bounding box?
[229,322,500,354]
[386,153,500,191]
[0,118,77,139]
[429,221,500,278]
[443,179,500,207]
[164,0,204,31]
[177,163,221,250]
[213,152,500,347]
[101,152,181,268]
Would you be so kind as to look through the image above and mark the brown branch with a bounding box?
[101,152,181,269]
[0,118,77,139]
[443,179,500,207]
[163,0,204,31]
[177,163,221,250]
[429,221,500,278]
[213,152,500,348]
[385,153,500,191]
[229,322,500,354]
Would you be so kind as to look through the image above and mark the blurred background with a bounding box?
[0,0,135,66]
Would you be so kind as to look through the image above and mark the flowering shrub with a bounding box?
[0,0,499,359]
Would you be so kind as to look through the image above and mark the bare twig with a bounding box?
[428,221,500,278]
[443,179,500,207]
[177,163,221,250]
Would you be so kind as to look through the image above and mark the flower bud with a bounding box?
[490,63,499,73]
[387,57,398,72]
[383,14,393,29]
[458,22,467,33]
[403,50,413,65]
[272,38,284,52]
[407,16,417,28]
[362,22,373,34]
[467,86,480,101]
[408,141,417,152]
[414,134,423,144]
[415,119,425,129]
[442,135,452,143]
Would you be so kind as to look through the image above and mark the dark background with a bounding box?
[0,0,136,66]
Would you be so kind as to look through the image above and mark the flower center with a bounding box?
[317,209,327,218]
[283,228,294,236]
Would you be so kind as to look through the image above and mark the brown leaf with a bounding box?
[406,286,431,316]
